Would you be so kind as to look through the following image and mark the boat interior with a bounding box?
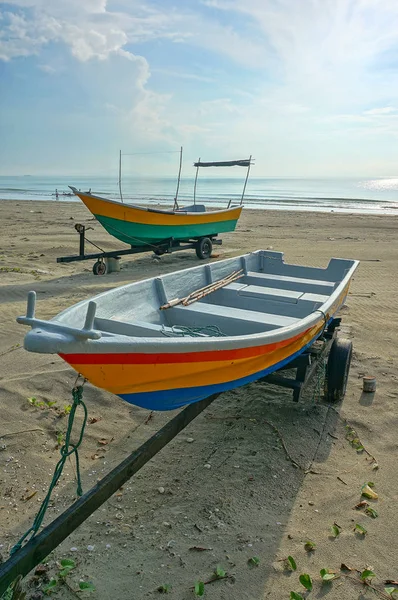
[81,253,354,340]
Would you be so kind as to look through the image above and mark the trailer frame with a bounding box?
[56,223,222,274]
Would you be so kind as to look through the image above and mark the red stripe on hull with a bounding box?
[59,330,308,365]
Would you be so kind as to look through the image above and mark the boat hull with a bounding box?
[74,191,243,246]
[59,318,327,411]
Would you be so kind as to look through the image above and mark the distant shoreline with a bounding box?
[1,197,397,218]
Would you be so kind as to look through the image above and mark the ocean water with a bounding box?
[1,175,398,214]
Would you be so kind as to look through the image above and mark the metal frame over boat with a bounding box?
[18,250,359,411]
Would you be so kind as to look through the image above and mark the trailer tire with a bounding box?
[196,237,212,260]
[326,338,353,402]
[93,260,107,276]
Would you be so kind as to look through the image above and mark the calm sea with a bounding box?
[1,175,398,214]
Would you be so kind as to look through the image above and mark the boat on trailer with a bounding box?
[68,156,253,250]
[17,250,358,411]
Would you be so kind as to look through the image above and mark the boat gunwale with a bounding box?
[74,190,243,218]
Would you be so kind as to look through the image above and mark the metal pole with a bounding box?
[0,394,219,595]
[173,146,183,210]
[118,150,123,203]
[239,155,252,206]
[79,226,85,257]
[193,158,200,206]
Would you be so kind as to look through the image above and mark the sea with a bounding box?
[1,175,398,215]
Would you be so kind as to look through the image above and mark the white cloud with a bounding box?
[364,106,396,115]
[151,68,214,83]
[198,98,243,116]
[2,0,398,174]
[38,63,56,73]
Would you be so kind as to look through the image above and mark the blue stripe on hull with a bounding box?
[119,331,326,410]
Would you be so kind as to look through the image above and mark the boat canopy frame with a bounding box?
[117,147,253,210]
[192,155,253,208]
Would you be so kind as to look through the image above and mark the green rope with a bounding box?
[161,325,226,337]
[10,385,88,555]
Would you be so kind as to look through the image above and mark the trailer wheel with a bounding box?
[92,260,107,276]
[196,237,212,259]
[326,338,353,402]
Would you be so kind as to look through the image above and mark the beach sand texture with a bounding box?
[0,200,397,599]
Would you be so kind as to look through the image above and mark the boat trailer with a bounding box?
[0,318,352,594]
[57,223,222,275]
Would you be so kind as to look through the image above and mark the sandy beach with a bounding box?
[1,199,397,599]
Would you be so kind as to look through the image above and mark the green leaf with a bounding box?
[43,579,57,595]
[214,566,226,578]
[287,556,297,571]
[360,569,375,581]
[46,401,57,408]
[79,582,96,592]
[290,593,304,600]
[299,573,313,591]
[351,438,364,452]
[320,568,338,581]
[60,559,76,568]
[248,556,260,567]
[157,584,172,594]
[365,507,378,519]
[355,523,367,535]
[361,483,378,499]
[367,481,375,487]
[385,587,398,597]
[304,541,316,552]
[59,566,74,577]
[330,524,340,537]
[194,581,205,596]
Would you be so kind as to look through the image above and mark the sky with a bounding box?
[1,0,398,177]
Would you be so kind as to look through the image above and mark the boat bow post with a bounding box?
[17,294,102,353]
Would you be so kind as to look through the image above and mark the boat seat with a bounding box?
[224,282,329,304]
[169,302,300,335]
[177,204,206,213]
[245,271,336,295]
[94,317,166,338]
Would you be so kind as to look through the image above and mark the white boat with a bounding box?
[17,250,359,411]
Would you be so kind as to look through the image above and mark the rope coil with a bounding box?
[161,325,226,338]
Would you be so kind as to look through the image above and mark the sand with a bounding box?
[0,199,397,599]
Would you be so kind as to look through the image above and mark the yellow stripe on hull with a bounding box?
[76,192,242,226]
[67,322,321,395]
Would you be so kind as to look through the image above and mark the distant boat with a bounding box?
[17,250,358,411]
[67,154,252,248]
[68,186,243,247]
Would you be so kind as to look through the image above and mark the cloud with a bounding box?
[2,0,398,174]
[151,68,214,83]
[364,106,396,115]
[38,63,56,73]
[0,1,174,62]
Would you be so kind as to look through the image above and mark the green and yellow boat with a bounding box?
[69,188,242,247]
[69,157,252,252]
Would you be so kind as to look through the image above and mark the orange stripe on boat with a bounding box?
[60,323,322,394]
[76,193,242,226]
[59,329,308,365]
